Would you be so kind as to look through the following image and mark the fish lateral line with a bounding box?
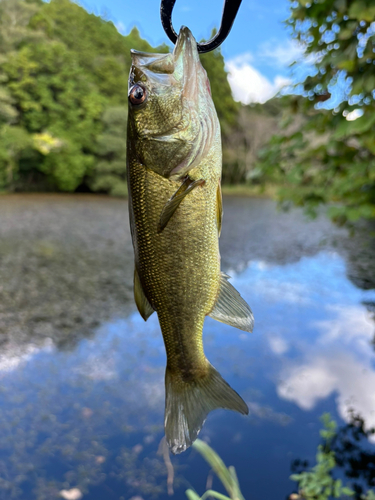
[157,176,205,233]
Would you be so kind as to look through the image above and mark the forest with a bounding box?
[0,0,374,224]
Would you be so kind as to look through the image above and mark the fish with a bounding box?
[126,26,254,454]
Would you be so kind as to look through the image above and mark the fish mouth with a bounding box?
[129,26,201,99]
[171,27,201,102]
[173,26,199,63]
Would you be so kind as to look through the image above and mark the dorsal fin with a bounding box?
[208,273,254,333]
[134,267,154,321]
[158,176,205,233]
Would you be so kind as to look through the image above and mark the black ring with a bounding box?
[160,0,242,53]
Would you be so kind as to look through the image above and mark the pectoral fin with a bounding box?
[158,176,205,233]
[134,267,154,321]
[209,273,254,333]
[216,182,223,236]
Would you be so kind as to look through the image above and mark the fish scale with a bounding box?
[129,158,220,375]
[127,26,253,453]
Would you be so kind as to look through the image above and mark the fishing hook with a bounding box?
[160,0,242,53]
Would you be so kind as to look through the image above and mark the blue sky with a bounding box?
[75,0,303,104]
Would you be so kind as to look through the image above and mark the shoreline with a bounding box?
[0,184,278,200]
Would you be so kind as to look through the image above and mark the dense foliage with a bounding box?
[258,0,375,223]
[0,0,249,194]
[1,0,373,221]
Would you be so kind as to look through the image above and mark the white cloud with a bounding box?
[278,353,375,440]
[74,354,118,381]
[268,335,289,355]
[0,339,54,375]
[247,402,292,425]
[314,304,374,354]
[277,303,375,437]
[278,359,338,410]
[252,277,311,305]
[259,39,305,68]
[226,54,291,104]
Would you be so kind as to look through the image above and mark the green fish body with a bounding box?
[127,27,254,454]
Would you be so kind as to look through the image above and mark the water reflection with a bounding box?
[235,252,375,437]
[291,411,375,499]
[332,412,375,498]
[0,195,374,500]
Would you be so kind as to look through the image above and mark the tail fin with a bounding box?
[164,363,248,454]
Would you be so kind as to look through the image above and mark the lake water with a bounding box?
[0,194,374,500]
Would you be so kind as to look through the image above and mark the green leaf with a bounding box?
[336,60,355,71]
[362,490,375,500]
[364,76,375,94]
[186,490,201,500]
[338,29,353,40]
[341,486,355,496]
[333,479,342,497]
[200,491,232,500]
[334,0,347,13]
[192,440,245,500]
[362,6,375,22]
[348,1,366,19]
[333,112,375,139]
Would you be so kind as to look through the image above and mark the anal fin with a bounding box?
[134,267,154,321]
[209,273,254,333]
[158,176,205,233]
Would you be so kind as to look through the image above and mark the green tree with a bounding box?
[0,86,18,125]
[30,1,168,104]
[258,0,375,223]
[0,0,243,194]
[200,36,239,129]
[0,0,44,191]
[1,39,106,190]
[0,0,43,53]
[90,106,128,197]
[0,125,32,190]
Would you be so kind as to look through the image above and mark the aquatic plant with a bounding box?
[290,414,354,500]
[188,414,375,500]
[290,412,375,500]
[185,439,245,500]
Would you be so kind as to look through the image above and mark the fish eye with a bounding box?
[129,84,147,106]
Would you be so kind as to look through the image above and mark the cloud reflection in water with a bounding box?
[0,250,374,499]
[232,252,375,437]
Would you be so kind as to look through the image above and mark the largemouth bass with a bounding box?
[127,26,254,454]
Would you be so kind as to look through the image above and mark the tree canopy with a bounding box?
[0,0,241,194]
[258,0,375,223]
